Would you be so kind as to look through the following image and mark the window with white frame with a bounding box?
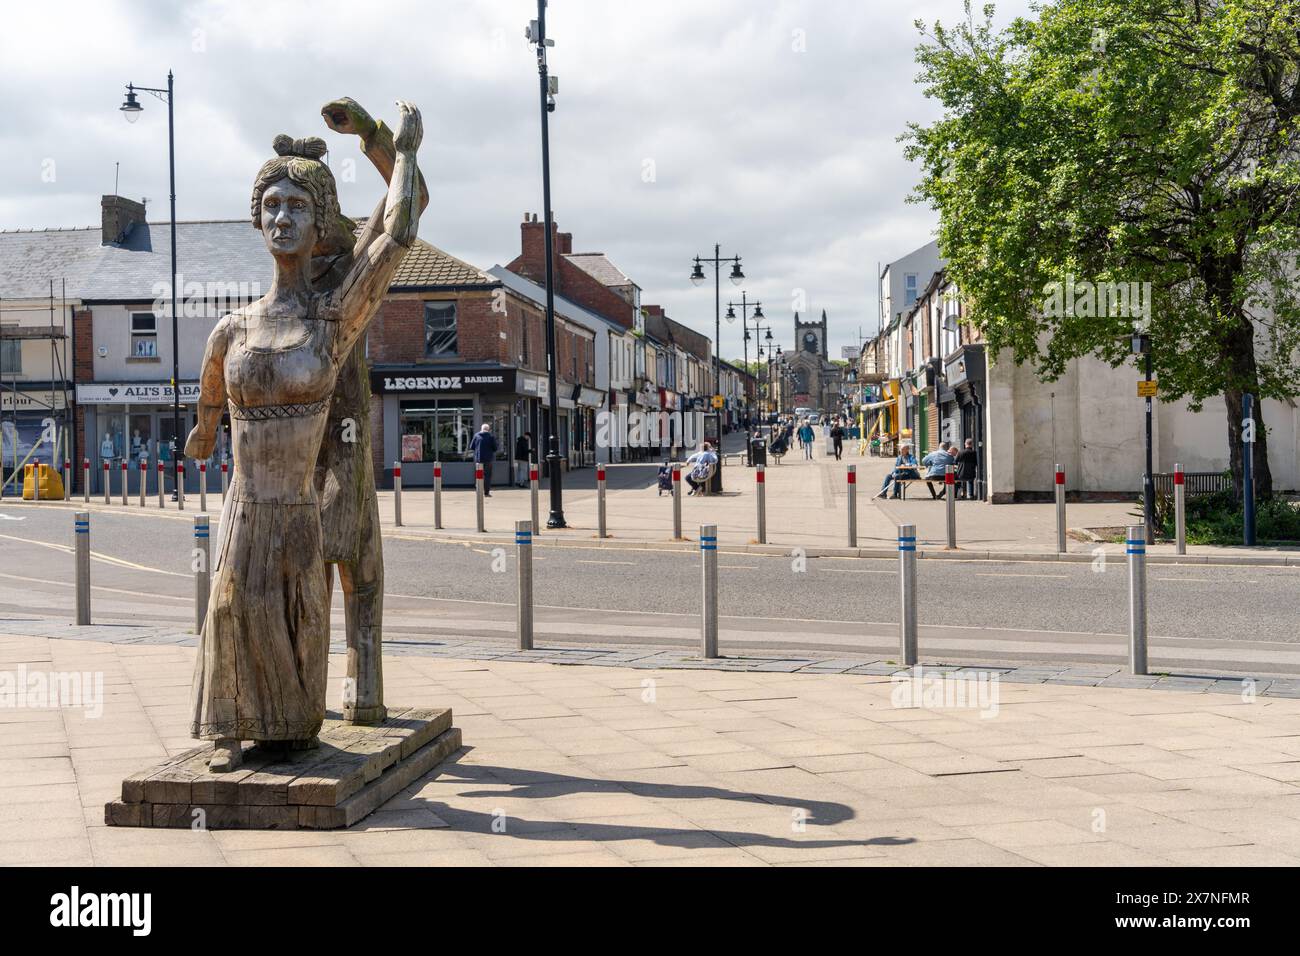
[130,313,158,358]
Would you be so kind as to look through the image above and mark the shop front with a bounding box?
[75,381,224,495]
[1,387,71,490]
[944,344,987,499]
[372,364,521,488]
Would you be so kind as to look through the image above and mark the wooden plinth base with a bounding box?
[104,708,462,830]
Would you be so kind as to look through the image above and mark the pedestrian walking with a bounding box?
[830,420,845,461]
[921,442,957,499]
[514,431,532,487]
[876,443,919,499]
[955,438,978,500]
[469,422,498,496]
[798,420,815,459]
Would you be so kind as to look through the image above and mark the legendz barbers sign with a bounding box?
[370,368,514,394]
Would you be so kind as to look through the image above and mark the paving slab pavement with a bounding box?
[4,631,1299,867]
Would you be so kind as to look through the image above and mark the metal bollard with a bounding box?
[199,461,208,513]
[194,515,210,634]
[945,464,957,550]
[176,459,185,511]
[516,519,534,650]
[392,462,402,527]
[82,459,90,504]
[434,461,444,530]
[103,460,111,505]
[139,459,147,507]
[755,463,767,544]
[1054,463,1066,553]
[63,458,71,501]
[672,463,682,539]
[1173,463,1186,556]
[74,511,91,625]
[847,465,858,547]
[221,458,229,503]
[157,460,165,509]
[529,465,539,534]
[475,466,485,533]
[898,523,918,666]
[700,523,719,658]
[120,460,128,506]
[1127,524,1148,675]
[597,465,607,538]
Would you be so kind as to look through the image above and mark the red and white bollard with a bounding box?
[63,458,71,501]
[1174,463,1186,555]
[434,461,443,529]
[945,463,957,549]
[102,460,111,505]
[176,458,185,511]
[475,465,485,533]
[120,459,128,506]
[392,461,402,527]
[847,464,857,547]
[199,460,208,512]
[528,465,538,533]
[157,459,165,509]
[220,458,229,503]
[139,458,148,507]
[671,464,682,539]
[1054,463,1066,553]
[755,463,766,544]
[82,458,90,503]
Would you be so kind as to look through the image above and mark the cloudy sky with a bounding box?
[0,0,1034,360]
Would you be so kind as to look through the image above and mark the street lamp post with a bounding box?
[690,245,744,411]
[527,2,566,528]
[120,72,181,500]
[1132,331,1154,544]
[725,294,765,462]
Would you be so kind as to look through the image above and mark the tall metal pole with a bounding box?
[1243,393,1256,546]
[167,70,182,503]
[1143,349,1154,544]
[535,1,565,528]
[713,242,721,402]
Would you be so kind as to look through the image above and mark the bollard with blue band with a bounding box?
[898,523,918,665]
[194,515,211,635]
[1127,524,1148,675]
[700,524,719,658]
[516,519,534,650]
[74,512,91,625]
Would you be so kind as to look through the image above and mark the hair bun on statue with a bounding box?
[272,134,328,160]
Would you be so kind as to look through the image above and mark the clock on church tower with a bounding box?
[802,330,819,354]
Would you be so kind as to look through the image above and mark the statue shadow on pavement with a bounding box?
[404,753,917,852]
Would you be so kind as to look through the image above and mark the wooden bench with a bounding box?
[882,476,947,500]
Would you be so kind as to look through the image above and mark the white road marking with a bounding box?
[975,572,1069,579]
[576,559,636,566]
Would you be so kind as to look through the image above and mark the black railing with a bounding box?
[1153,471,1232,498]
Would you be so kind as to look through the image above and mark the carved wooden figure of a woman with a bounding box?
[184,102,423,772]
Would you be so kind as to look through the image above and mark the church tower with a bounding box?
[794,310,829,360]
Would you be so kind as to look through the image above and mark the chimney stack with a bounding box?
[101,195,147,245]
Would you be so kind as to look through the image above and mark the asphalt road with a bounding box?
[1,502,1297,676]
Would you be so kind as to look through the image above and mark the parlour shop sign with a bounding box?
[76,382,201,405]
[370,369,515,394]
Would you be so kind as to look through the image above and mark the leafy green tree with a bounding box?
[904,0,1300,495]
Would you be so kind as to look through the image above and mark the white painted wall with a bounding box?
[987,347,1300,496]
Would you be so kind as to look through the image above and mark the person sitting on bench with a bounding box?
[921,442,957,499]
[685,443,719,496]
[876,443,919,499]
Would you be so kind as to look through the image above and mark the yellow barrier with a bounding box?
[22,463,65,501]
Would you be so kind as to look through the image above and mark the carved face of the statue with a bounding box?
[259,180,316,258]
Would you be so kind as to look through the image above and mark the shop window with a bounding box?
[0,334,19,374]
[131,313,158,358]
[424,302,457,357]
[400,398,473,462]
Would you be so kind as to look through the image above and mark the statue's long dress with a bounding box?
[190,300,339,741]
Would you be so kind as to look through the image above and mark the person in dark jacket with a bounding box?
[830,420,845,460]
[469,423,498,496]
[955,438,978,500]
[514,431,532,487]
